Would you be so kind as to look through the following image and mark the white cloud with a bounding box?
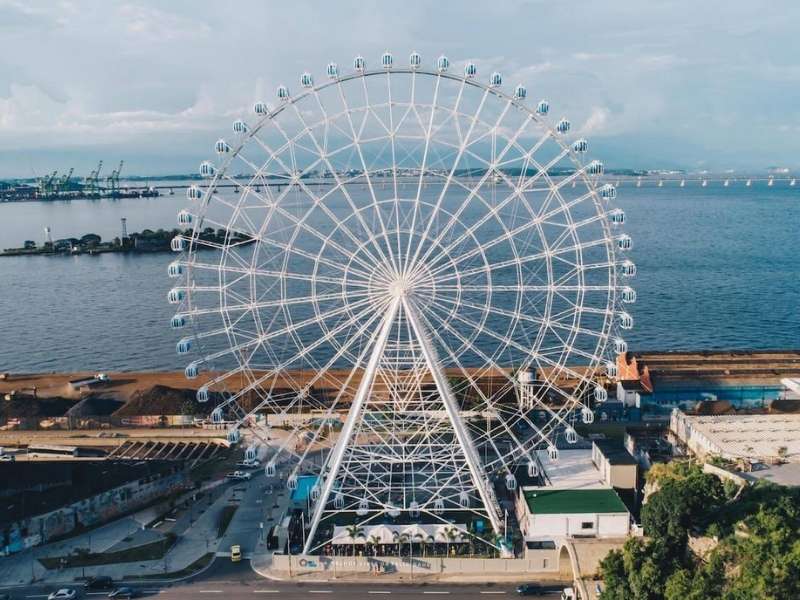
[0,0,798,174]
[117,4,210,41]
[577,106,611,136]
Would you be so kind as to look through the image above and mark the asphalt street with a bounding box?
[3,558,565,600]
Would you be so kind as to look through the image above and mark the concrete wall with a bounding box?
[1,469,187,555]
[670,409,717,458]
[608,464,637,489]
[271,552,561,576]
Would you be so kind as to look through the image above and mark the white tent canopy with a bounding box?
[331,523,466,545]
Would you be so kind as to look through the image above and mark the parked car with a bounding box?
[47,590,77,600]
[0,454,14,462]
[85,576,114,590]
[225,470,252,481]
[236,459,260,469]
[108,588,140,599]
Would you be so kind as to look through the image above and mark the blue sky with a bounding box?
[0,0,798,177]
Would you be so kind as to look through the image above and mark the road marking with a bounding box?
[423,593,450,595]
[253,592,280,594]
[142,591,163,594]
[368,592,392,595]
[87,594,109,596]
[480,593,507,595]
[199,591,223,594]
[25,596,47,598]
[308,592,333,594]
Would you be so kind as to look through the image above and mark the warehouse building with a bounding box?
[670,410,800,486]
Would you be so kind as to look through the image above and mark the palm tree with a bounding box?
[392,531,410,557]
[399,533,410,557]
[425,534,435,557]
[444,526,459,557]
[413,532,425,556]
[493,533,505,558]
[369,534,382,557]
[345,524,365,557]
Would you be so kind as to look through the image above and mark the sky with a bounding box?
[1,0,799,178]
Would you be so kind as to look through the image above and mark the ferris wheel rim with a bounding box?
[171,54,634,553]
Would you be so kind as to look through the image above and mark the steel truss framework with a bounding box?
[168,55,635,553]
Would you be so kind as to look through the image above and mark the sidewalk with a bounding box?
[251,558,569,584]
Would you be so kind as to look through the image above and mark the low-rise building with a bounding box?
[515,449,632,546]
[592,440,638,489]
[518,488,631,539]
[670,410,800,486]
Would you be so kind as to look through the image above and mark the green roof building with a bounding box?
[516,487,631,541]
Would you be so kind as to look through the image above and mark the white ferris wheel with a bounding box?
[167,51,635,554]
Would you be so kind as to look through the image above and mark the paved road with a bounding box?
[3,559,565,599]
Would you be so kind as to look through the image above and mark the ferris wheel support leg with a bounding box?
[402,297,503,536]
[302,297,401,555]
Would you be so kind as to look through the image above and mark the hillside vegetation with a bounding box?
[599,461,800,600]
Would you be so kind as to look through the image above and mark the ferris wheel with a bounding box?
[167,52,635,553]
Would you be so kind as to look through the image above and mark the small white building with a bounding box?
[516,488,631,539]
[516,449,632,544]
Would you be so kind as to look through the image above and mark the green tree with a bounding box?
[598,548,629,600]
[600,472,800,600]
[345,524,365,557]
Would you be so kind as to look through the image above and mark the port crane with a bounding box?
[106,160,124,196]
[58,168,74,192]
[38,170,58,195]
[84,160,103,195]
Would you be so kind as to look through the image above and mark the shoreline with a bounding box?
[2,349,798,402]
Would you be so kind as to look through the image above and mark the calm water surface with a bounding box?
[0,183,797,372]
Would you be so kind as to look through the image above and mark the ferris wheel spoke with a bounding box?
[431,299,597,388]
[404,77,442,270]
[257,317,381,424]
[190,208,376,281]
[251,307,396,469]
[183,289,374,319]
[211,295,391,415]
[289,91,399,273]
[244,140,390,274]
[402,80,488,274]
[407,99,535,278]
[385,71,405,265]
[429,234,607,285]
[187,260,371,289]
[416,310,520,471]
[217,174,386,278]
[417,303,567,459]
[421,185,600,284]
[202,292,379,366]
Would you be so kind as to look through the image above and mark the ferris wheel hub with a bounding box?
[388,278,409,298]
